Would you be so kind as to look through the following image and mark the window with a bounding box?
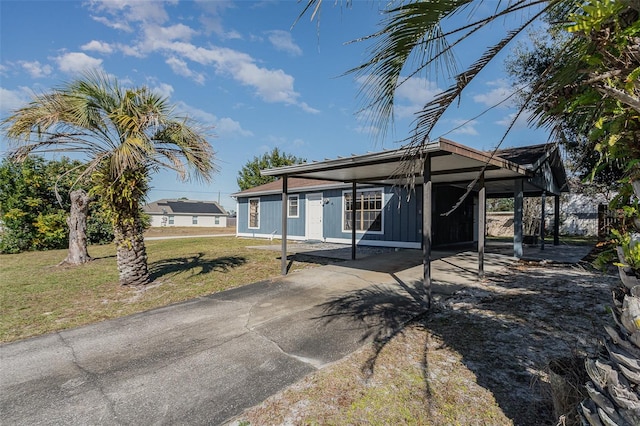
[249,198,260,229]
[214,216,220,225]
[343,189,383,233]
[192,216,198,225]
[288,195,299,218]
[168,215,174,225]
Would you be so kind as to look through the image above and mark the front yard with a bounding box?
[0,236,321,343]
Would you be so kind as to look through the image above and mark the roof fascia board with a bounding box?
[438,138,533,177]
[232,182,358,198]
[261,138,532,181]
[260,141,444,177]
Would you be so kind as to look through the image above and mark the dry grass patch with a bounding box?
[238,324,509,425]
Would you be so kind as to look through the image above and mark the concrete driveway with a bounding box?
[0,249,513,425]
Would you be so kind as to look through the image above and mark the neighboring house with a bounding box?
[143,199,228,227]
[232,139,569,252]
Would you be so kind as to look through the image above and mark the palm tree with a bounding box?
[2,72,215,286]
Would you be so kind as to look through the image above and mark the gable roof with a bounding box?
[143,199,228,216]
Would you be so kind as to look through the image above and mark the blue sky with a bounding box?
[0,0,549,212]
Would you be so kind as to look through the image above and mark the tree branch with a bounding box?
[595,84,640,114]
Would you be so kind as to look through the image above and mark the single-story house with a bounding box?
[143,199,228,227]
[232,138,569,284]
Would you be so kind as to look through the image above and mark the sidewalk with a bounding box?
[0,249,516,425]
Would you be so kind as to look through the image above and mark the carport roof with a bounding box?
[259,138,568,197]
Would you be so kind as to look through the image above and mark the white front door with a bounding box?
[306,193,323,241]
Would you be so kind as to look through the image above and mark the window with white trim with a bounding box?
[248,198,260,229]
[192,216,198,225]
[168,215,174,225]
[288,195,299,218]
[343,189,383,232]
[214,216,220,225]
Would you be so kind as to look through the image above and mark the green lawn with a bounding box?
[0,237,321,343]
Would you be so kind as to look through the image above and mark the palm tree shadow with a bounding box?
[315,266,612,425]
[149,252,246,281]
[316,273,430,381]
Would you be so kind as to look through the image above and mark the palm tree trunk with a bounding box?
[114,218,150,286]
[61,189,91,265]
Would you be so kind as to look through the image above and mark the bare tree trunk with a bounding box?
[114,218,150,286]
[60,189,91,265]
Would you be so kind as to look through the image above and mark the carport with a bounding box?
[262,138,569,306]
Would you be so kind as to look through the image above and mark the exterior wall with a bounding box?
[237,184,482,247]
[236,186,423,248]
[148,214,227,227]
[320,187,421,246]
[236,193,306,237]
[235,184,478,248]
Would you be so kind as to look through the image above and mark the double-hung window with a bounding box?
[248,198,260,229]
[288,195,299,218]
[343,189,383,233]
[192,216,198,225]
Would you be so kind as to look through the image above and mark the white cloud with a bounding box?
[88,0,170,25]
[118,43,144,58]
[216,117,253,137]
[298,102,320,114]
[473,79,517,108]
[495,112,531,129]
[81,40,114,54]
[91,15,133,32]
[164,42,310,108]
[449,119,479,136]
[195,0,238,38]
[266,30,302,56]
[142,23,197,49]
[55,52,103,74]
[87,0,315,112]
[354,125,380,136]
[357,75,441,120]
[176,101,253,138]
[151,82,174,99]
[396,77,440,106]
[19,61,52,78]
[0,86,32,113]
[165,57,205,84]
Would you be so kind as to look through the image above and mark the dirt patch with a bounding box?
[235,260,619,425]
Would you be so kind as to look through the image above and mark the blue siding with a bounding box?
[315,187,420,243]
[236,184,474,246]
[237,194,305,236]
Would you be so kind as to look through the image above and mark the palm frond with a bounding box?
[151,120,216,183]
[349,1,471,141]
[411,10,545,145]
